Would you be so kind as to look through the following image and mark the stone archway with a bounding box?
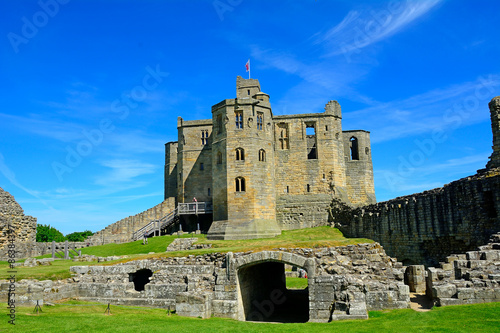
[233,251,315,323]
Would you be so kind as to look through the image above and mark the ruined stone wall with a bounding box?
[342,130,376,206]
[64,243,407,322]
[0,187,37,259]
[164,141,178,200]
[276,194,331,230]
[177,118,213,203]
[337,169,500,266]
[427,232,500,306]
[87,197,176,245]
[273,108,347,198]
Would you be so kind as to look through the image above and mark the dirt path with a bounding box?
[410,293,433,312]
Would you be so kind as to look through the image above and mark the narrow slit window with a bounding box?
[307,184,311,192]
[259,149,266,162]
[200,163,204,171]
[350,137,359,160]
[208,188,211,196]
[217,152,222,164]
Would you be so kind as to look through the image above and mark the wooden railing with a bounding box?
[131,202,212,241]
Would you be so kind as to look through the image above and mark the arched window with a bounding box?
[259,149,266,162]
[235,177,246,192]
[236,148,245,161]
[350,137,359,160]
[217,152,222,164]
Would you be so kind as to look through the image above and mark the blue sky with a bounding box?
[1,0,499,234]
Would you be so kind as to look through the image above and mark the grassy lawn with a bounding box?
[0,227,372,281]
[286,277,308,290]
[1,301,499,332]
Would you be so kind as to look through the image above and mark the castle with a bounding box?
[164,76,376,240]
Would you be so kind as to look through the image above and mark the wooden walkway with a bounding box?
[132,202,212,241]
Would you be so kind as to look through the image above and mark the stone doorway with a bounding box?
[237,261,309,323]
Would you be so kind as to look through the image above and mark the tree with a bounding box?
[36,224,66,242]
[66,230,93,242]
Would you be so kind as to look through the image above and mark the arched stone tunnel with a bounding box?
[233,251,315,323]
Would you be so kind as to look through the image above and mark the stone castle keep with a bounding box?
[164,76,376,240]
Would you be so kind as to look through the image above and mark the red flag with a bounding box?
[245,59,250,72]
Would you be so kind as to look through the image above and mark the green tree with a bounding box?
[66,230,93,242]
[36,224,66,242]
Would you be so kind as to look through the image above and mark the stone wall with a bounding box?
[87,197,176,245]
[336,169,500,266]
[427,232,500,306]
[276,194,332,230]
[63,243,408,322]
[0,187,37,260]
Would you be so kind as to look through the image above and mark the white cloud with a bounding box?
[314,0,443,57]
[346,74,500,143]
[94,159,157,186]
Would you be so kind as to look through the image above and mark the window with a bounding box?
[325,125,329,131]
[286,186,289,193]
[257,112,263,130]
[235,177,246,192]
[306,122,317,159]
[277,123,289,149]
[259,149,266,162]
[307,184,311,192]
[236,148,245,161]
[217,114,223,134]
[350,137,359,160]
[201,130,209,145]
[200,163,204,171]
[208,188,211,196]
[247,89,250,95]
[217,152,222,164]
[235,111,243,129]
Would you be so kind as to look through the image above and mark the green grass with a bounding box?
[0,227,372,281]
[0,227,370,281]
[1,301,499,332]
[286,277,308,290]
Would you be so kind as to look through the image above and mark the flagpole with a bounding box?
[248,59,251,79]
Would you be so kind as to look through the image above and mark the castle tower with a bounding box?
[487,96,500,169]
[207,77,281,239]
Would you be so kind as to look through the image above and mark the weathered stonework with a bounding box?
[166,77,376,240]
[426,232,500,306]
[87,197,175,245]
[0,187,37,260]
[5,244,406,323]
[336,97,500,266]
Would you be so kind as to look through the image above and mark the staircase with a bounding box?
[131,201,213,241]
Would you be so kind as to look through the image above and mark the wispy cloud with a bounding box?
[375,152,490,199]
[313,0,443,57]
[94,159,157,186]
[346,74,500,143]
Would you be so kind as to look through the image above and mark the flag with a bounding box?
[245,59,250,72]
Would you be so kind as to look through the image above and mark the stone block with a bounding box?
[70,266,91,274]
[432,284,457,299]
[211,300,238,319]
[456,288,474,300]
